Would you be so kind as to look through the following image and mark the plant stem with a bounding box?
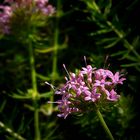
[29,41,40,140]
[96,107,115,140]
[0,121,25,140]
[51,0,61,81]
[34,108,40,140]
[90,1,140,60]
[106,20,140,59]
[50,0,61,114]
[29,42,38,99]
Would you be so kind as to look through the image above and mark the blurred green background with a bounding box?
[0,0,140,139]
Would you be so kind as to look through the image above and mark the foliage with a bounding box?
[0,0,140,140]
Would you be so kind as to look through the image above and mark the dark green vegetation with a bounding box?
[0,0,140,139]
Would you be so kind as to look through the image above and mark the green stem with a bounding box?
[28,41,40,140]
[96,108,115,140]
[0,121,25,140]
[50,0,61,114]
[29,42,38,99]
[106,21,140,59]
[91,1,140,60]
[51,0,61,81]
[34,108,40,140]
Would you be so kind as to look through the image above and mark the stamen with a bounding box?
[84,56,87,66]
[104,55,110,69]
[63,64,70,79]
[47,101,60,104]
[45,81,56,91]
[65,76,68,81]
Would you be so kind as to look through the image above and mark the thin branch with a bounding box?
[0,121,26,140]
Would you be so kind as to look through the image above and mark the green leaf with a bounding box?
[36,73,50,80]
[96,37,117,45]
[104,38,121,48]
[39,91,54,98]
[90,29,112,36]
[111,50,128,57]
[35,44,67,53]
[122,55,138,62]
[121,63,140,67]
[11,94,32,99]
[11,89,32,100]
[103,0,112,17]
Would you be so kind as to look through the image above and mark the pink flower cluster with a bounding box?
[55,65,126,119]
[35,0,55,15]
[0,0,55,34]
[0,5,12,34]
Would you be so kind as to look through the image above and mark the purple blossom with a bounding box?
[56,92,79,119]
[94,69,114,80]
[84,88,101,102]
[107,89,120,101]
[53,65,126,118]
[111,72,126,84]
[81,65,95,83]
[4,0,14,3]
[0,5,12,34]
[0,0,55,35]
[35,0,55,15]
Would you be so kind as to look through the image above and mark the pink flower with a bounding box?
[56,92,79,119]
[107,89,120,101]
[35,0,55,15]
[81,65,95,83]
[84,88,101,102]
[4,0,14,3]
[53,64,125,118]
[111,72,126,84]
[0,0,55,35]
[94,69,113,80]
[0,5,12,34]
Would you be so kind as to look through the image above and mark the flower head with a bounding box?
[52,65,126,119]
[0,5,12,34]
[0,0,55,35]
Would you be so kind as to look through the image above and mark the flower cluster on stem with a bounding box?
[0,0,55,34]
[0,5,12,34]
[55,65,126,119]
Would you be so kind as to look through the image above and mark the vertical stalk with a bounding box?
[29,42,38,99]
[89,1,140,60]
[34,108,40,140]
[0,121,25,140]
[50,0,61,113]
[96,107,114,140]
[28,41,40,140]
[52,0,61,80]
[106,20,140,59]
